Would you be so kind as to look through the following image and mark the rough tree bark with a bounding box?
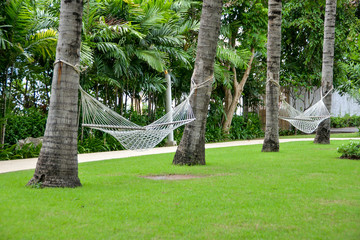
[262,0,282,152]
[222,48,255,134]
[314,0,337,144]
[172,0,222,165]
[27,0,83,187]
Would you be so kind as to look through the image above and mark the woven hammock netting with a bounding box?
[79,86,196,150]
[279,97,331,134]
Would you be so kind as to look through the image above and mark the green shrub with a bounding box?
[337,141,360,159]
[78,132,124,153]
[279,129,295,136]
[331,114,360,128]
[0,143,42,160]
[5,108,47,145]
[229,114,264,140]
[204,113,264,142]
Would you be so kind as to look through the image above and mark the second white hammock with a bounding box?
[279,93,331,134]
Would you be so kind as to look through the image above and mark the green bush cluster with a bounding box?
[331,114,360,128]
[205,113,264,142]
[0,143,42,160]
[78,130,125,153]
[337,141,360,159]
[228,114,264,140]
[5,108,47,145]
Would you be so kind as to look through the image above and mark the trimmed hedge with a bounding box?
[331,114,360,128]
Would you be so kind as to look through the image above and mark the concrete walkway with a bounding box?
[1,137,359,174]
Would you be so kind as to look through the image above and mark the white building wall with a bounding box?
[290,88,360,117]
[331,91,360,116]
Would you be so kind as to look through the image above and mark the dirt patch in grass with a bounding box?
[141,174,206,180]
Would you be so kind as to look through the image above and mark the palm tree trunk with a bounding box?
[172,0,222,165]
[314,0,337,144]
[262,0,282,152]
[27,0,83,188]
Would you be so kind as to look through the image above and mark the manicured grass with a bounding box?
[0,141,359,239]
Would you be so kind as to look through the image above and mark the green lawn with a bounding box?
[0,141,359,239]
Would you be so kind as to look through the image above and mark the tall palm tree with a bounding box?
[262,0,282,152]
[0,0,57,145]
[27,0,83,187]
[172,0,223,165]
[314,0,337,144]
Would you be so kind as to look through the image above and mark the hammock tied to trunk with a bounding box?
[79,76,213,150]
[279,88,332,134]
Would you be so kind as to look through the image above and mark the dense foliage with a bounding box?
[331,114,360,128]
[337,140,360,159]
[0,143,42,160]
[5,108,47,145]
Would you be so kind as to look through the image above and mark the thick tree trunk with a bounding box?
[27,0,83,188]
[172,0,222,165]
[222,48,255,133]
[262,0,282,152]
[314,0,337,144]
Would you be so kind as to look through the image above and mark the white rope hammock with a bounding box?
[279,88,332,134]
[79,77,213,150]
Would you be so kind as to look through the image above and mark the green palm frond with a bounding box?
[171,0,201,14]
[80,42,94,67]
[148,24,185,46]
[140,73,166,94]
[113,57,130,78]
[98,75,122,89]
[214,62,233,89]
[24,28,57,61]
[4,0,29,41]
[178,19,200,34]
[92,17,132,42]
[0,26,12,50]
[216,46,250,69]
[157,45,191,68]
[29,9,59,32]
[135,49,166,72]
[127,25,146,39]
[4,0,23,24]
[96,42,121,54]
[137,6,166,29]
